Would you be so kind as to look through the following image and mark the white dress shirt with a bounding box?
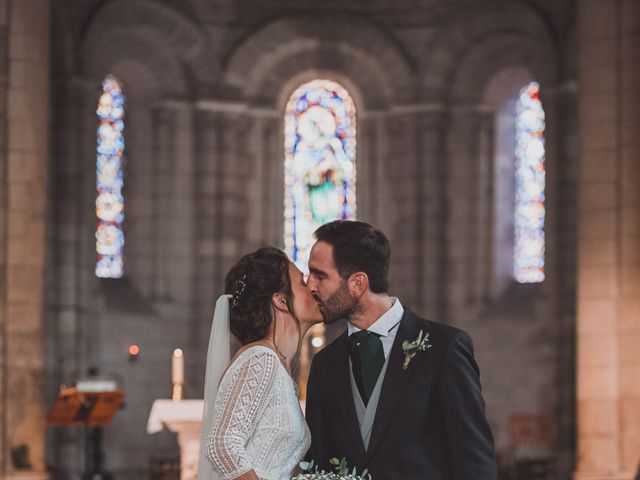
[347,297,404,359]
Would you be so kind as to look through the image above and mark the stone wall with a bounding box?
[45,0,580,478]
[575,0,640,478]
[0,0,50,478]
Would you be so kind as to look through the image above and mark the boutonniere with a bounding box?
[402,329,432,369]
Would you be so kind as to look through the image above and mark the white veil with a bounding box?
[197,294,232,480]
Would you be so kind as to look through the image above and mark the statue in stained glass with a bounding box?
[284,80,356,271]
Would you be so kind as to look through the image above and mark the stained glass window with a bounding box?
[284,79,356,271]
[95,75,125,278]
[514,82,545,283]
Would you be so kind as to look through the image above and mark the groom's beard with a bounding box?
[316,281,362,325]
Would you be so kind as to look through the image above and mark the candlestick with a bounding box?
[172,348,184,400]
[172,383,183,401]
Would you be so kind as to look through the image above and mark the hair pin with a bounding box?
[231,274,247,308]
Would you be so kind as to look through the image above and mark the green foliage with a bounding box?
[294,457,372,479]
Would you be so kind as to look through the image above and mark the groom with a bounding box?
[305,220,497,479]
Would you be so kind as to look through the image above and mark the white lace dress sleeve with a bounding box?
[206,348,278,479]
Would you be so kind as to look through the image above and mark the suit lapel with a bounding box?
[365,310,422,462]
[330,333,367,460]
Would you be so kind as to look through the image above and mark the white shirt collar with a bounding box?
[347,297,404,337]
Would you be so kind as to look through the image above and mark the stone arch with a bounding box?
[80,0,209,98]
[483,67,537,110]
[84,37,177,102]
[450,33,557,104]
[439,13,573,463]
[483,66,538,297]
[442,30,558,306]
[77,1,208,299]
[223,14,417,110]
[423,3,558,99]
[443,29,559,295]
[247,69,369,259]
[276,70,365,118]
[221,15,418,256]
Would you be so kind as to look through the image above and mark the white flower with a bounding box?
[294,458,371,480]
[402,329,432,370]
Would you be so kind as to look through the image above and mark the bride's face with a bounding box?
[288,262,322,325]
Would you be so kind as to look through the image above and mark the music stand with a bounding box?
[47,387,124,480]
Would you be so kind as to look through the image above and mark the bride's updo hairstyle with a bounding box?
[225,247,295,345]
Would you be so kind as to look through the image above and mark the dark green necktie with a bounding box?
[347,330,385,406]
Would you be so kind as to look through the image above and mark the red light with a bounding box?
[128,344,140,357]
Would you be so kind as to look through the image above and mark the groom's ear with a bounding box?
[349,272,368,298]
[271,293,289,313]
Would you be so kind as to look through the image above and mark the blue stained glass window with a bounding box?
[284,80,357,272]
[95,75,125,278]
[514,82,545,283]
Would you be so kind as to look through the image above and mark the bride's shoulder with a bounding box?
[230,342,279,365]
[218,343,280,386]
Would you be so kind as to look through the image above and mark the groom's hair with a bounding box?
[314,220,390,293]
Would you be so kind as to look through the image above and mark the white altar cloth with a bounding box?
[147,399,204,480]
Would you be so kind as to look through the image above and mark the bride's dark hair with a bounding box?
[225,247,296,345]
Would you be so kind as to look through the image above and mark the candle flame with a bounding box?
[173,348,183,358]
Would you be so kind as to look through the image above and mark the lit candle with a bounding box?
[172,348,184,385]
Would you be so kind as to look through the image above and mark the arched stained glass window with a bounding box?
[284,79,356,271]
[95,75,125,278]
[514,82,545,283]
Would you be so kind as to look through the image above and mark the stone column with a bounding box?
[357,112,392,239]
[0,0,50,478]
[150,105,175,301]
[575,1,640,478]
[152,101,199,389]
[383,111,420,307]
[415,108,447,319]
[44,76,99,479]
[192,107,241,386]
[192,109,220,355]
[258,112,282,247]
[445,105,492,318]
[0,0,9,473]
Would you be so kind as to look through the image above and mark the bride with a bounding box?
[197,247,322,480]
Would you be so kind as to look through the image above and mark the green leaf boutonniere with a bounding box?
[402,329,432,370]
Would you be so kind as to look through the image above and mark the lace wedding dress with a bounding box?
[205,345,311,480]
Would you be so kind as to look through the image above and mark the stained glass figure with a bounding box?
[95,75,125,278]
[284,80,356,271]
[514,82,545,283]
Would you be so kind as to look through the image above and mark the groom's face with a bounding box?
[307,241,360,324]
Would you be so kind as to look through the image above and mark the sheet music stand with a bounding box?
[47,387,124,479]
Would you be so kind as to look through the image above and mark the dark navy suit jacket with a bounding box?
[305,308,497,480]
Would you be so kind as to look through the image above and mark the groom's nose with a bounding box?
[306,276,318,293]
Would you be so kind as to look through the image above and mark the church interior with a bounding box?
[0,0,639,478]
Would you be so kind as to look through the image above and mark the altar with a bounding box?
[147,399,204,480]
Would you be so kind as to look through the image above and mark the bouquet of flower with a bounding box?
[292,458,372,480]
